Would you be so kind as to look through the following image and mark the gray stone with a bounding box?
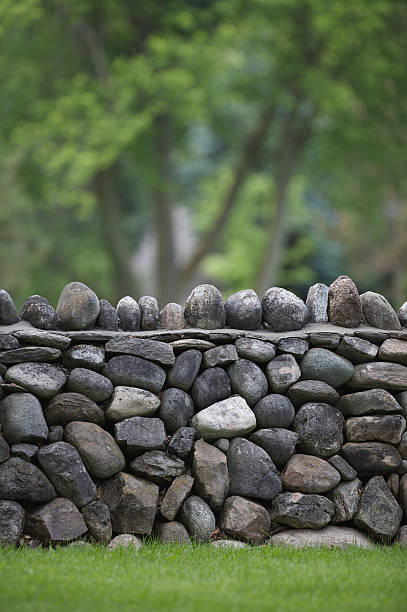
[193,439,229,511]
[1,393,48,443]
[0,346,61,364]
[180,495,216,542]
[398,301,407,327]
[253,394,295,428]
[306,283,329,323]
[378,339,407,365]
[106,386,160,422]
[262,287,309,331]
[0,334,19,350]
[82,501,112,542]
[249,428,298,466]
[191,396,256,440]
[45,392,105,427]
[159,303,185,330]
[64,344,105,372]
[293,403,343,458]
[355,330,390,344]
[225,289,262,330]
[48,426,64,443]
[271,526,373,548]
[11,443,37,461]
[309,332,341,350]
[65,421,125,478]
[156,521,190,544]
[20,294,49,316]
[97,299,119,331]
[271,492,334,529]
[399,460,407,475]
[211,539,249,549]
[191,367,231,410]
[0,457,56,502]
[235,337,276,363]
[56,282,99,330]
[130,451,185,485]
[282,454,340,493]
[266,355,301,393]
[397,392,407,419]
[345,415,406,444]
[203,344,238,368]
[360,291,401,330]
[332,478,362,522]
[0,500,25,546]
[107,534,143,550]
[158,388,195,434]
[213,438,230,453]
[114,416,166,457]
[401,474,407,518]
[387,473,400,498]
[105,336,174,366]
[167,349,202,391]
[105,355,166,393]
[349,362,407,391]
[26,498,87,544]
[100,472,158,535]
[170,339,215,351]
[278,337,308,358]
[21,296,58,330]
[139,296,160,331]
[327,455,357,481]
[117,296,141,331]
[160,474,194,521]
[0,290,18,325]
[396,525,407,547]
[227,359,268,407]
[12,329,71,349]
[168,427,196,458]
[400,432,407,459]
[67,368,113,402]
[184,284,225,329]
[328,275,361,328]
[342,442,402,475]
[300,348,354,388]
[287,381,339,408]
[355,476,402,540]
[338,389,402,416]
[0,437,9,463]
[337,336,378,363]
[220,496,270,544]
[5,362,66,399]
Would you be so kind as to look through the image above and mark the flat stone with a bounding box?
[130,451,185,485]
[287,381,339,408]
[65,421,125,478]
[0,290,18,325]
[250,428,298,466]
[355,476,402,540]
[360,291,401,330]
[0,346,61,364]
[345,415,406,444]
[117,296,140,331]
[5,362,66,399]
[0,500,25,546]
[184,284,225,329]
[235,337,276,363]
[282,454,340,493]
[105,355,166,393]
[193,439,229,511]
[179,495,216,542]
[11,443,38,461]
[253,394,295,428]
[100,472,158,535]
[191,396,256,440]
[328,275,361,328]
[336,336,378,363]
[211,539,249,549]
[348,362,407,391]
[56,282,99,330]
[106,386,160,422]
[342,442,402,475]
[114,416,166,457]
[301,348,354,388]
[398,301,407,327]
[139,296,160,331]
[97,299,119,331]
[1,392,48,443]
[67,368,113,402]
[203,344,238,368]
[228,359,268,407]
[26,498,87,544]
[271,492,334,529]
[64,344,105,372]
[338,389,402,416]
[271,526,373,548]
[306,283,329,323]
[278,337,308,358]
[220,496,270,544]
[0,335,19,350]
[156,521,190,544]
[158,388,194,434]
[166,349,202,391]
[81,501,112,542]
[332,478,362,522]
[0,457,56,502]
[159,303,185,330]
[12,329,71,349]
[327,455,357,481]
[355,329,390,344]
[20,297,58,330]
[0,437,10,463]
[378,339,407,365]
[225,289,262,330]
[105,336,174,366]
[160,474,194,521]
[45,392,105,426]
[170,339,215,351]
[309,332,341,349]
[262,287,309,331]
[168,427,196,458]
[266,355,301,393]
[191,367,231,410]
[293,403,343,458]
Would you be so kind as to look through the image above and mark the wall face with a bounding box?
[0,326,406,548]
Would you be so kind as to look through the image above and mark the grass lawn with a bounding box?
[0,543,406,612]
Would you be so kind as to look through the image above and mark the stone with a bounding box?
[262,287,309,331]
[399,460,407,475]
[211,539,249,549]
[0,457,56,502]
[355,330,390,344]
[227,359,268,407]
[105,355,166,393]
[235,337,276,363]
[360,291,401,330]
[387,473,400,498]
[20,296,58,330]
[293,403,343,458]
[191,367,231,410]
[309,332,341,350]
[278,337,308,358]
[170,339,215,351]
[100,472,159,535]
[0,334,19,350]
[271,526,373,549]
[0,289,18,325]
[266,355,301,393]
[158,388,195,434]
[5,362,66,399]
[97,299,119,331]
[0,346,61,364]
[287,381,339,408]
[64,344,105,372]
[166,349,202,391]
[249,428,298,466]
[156,521,190,544]
[225,289,262,330]
[271,492,334,529]
[202,344,238,368]
[397,525,407,547]
[130,451,185,485]
[0,437,10,463]
[45,392,105,427]
[398,392,407,419]
[0,500,25,546]
[338,389,402,416]
[67,368,113,402]
[184,284,225,329]
[1,392,48,443]
[65,421,125,478]
[336,336,378,363]
[282,454,340,493]
[159,303,185,330]
[220,496,270,544]
[398,301,407,327]
[213,438,229,453]
[401,474,407,517]
[355,476,402,540]
[227,437,282,501]
[400,432,407,459]
[332,478,362,522]
[26,498,87,544]
[13,329,71,349]
[11,443,38,461]
[306,283,329,323]
[107,534,143,550]
[168,427,196,458]
[345,415,406,444]
[180,495,216,542]
[348,362,407,391]
[193,439,229,511]
[191,396,256,440]
[342,442,402,475]
[48,425,64,443]
[328,275,361,328]
[114,416,166,457]
[378,339,407,365]
[116,296,141,331]
[300,348,354,388]
[327,455,357,481]
[253,394,295,428]
[81,501,112,542]
[37,441,96,508]
[56,281,99,330]
[139,296,160,331]
[105,336,174,366]
[106,386,160,422]
[160,474,194,521]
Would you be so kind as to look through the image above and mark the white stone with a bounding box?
[306,283,329,323]
[271,526,373,549]
[105,386,160,422]
[191,396,256,440]
[211,539,249,550]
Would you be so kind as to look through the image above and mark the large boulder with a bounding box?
[191,396,256,440]
[271,526,372,548]
[0,392,48,444]
[355,476,402,540]
[184,284,226,329]
[271,492,334,529]
[235,338,276,363]
[300,348,353,388]
[81,501,112,542]
[328,275,361,328]
[344,415,406,444]
[106,386,160,422]
[193,439,229,511]
[220,496,270,544]
[26,498,88,543]
[167,349,202,391]
[56,281,100,330]
[105,355,166,393]
[158,388,195,434]
[360,291,401,330]
[287,380,339,407]
[0,500,25,546]
[160,474,194,521]
[262,287,309,331]
[105,336,174,366]
[191,367,231,410]
[45,392,105,426]
[293,403,343,458]
[65,421,125,478]
[116,296,140,331]
[227,359,268,407]
[266,355,301,393]
[341,442,402,475]
[114,416,166,457]
[180,495,216,542]
[0,457,56,502]
[5,362,66,399]
[348,362,407,391]
[225,289,262,330]
[130,451,185,486]
[338,389,402,416]
[67,368,113,402]
[253,394,295,428]
[306,283,329,323]
[282,454,340,493]
[249,428,298,466]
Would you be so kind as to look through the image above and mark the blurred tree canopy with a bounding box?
[0,0,406,308]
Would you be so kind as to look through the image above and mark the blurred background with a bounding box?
[1,0,406,310]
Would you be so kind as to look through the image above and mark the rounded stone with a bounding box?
[184,284,226,329]
[398,301,407,327]
[300,348,354,388]
[0,457,56,502]
[1,392,48,443]
[64,344,105,372]
[104,355,166,394]
[167,349,202,391]
[180,495,216,542]
[5,362,66,399]
[271,492,335,529]
[282,454,341,493]
[249,428,298,466]
[0,289,19,325]
[20,295,58,330]
[293,403,344,458]
[193,439,229,511]
[235,338,276,363]
[266,355,301,393]
[159,303,185,330]
[287,380,339,407]
[138,296,159,331]
[156,521,190,544]
[306,283,329,323]
[158,388,195,434]
[191,396,256,440]
[341,442,402,475]
[67,368,113,402]
[227,359,268,407]
[271,526,373,549]
[191,367,231,410]
[56,281,100,330]
[81,501,112,542]
[225,289,262,330]
[107,534,143,550]
[97,299,119,330]
[348,362,407,391]
[116,296,140,331]
[45,392,105,426]
[344,415,406,445]
[338,388,402,416]
[219,496,271,544]
[26,498,87,544]
[262,287,309,331]
[253,394,295,428]
[328,275,361,328]
[360,291,401,330]
[106,386,160,422]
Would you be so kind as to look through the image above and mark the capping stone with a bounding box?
[105,336,175,366]
[56,282,100,330]
[262,287,309,331]
[184,284,225,329]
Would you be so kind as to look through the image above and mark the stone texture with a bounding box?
[20,296,58,330]
[235,337,276,363]
[0,457,56,502]
[11,443,38,461]
[159,303,185,330]
[65,421,125,478]
[253,394,295,428]
[401,474,407,518]
[0,500,25,546]
[327,455,357,481]
[191,396,256,440]
[387,473,400,498]
[45,392,105,427]
[271,492,334,529]
[97,299,119,331]
[332,478,362,522]
[287,381,339,408]
[105,355,166,393]
[191,367,231,410]
[266,355,301,393]
[184,284,226,329]
[26,498,87,543]
[67,368,113,402]
[158,388,194,434]
[342,442,402,475]
[228,359,268,407]
[249,428,298,466]
[398,301,407,327]
[328,275,361,328]
[220,496,270,544]
[56,282,99,330]
[306,283,329,323]
[301,348,354,388]
[156,521,190,544]
[107,534,143,550]
[106,386,160,422]
[160,474,194,521]
[81,501,112,541]
[396,525,407,547]
[337,336,378,363]
[180,495,216,542]
[293,403,343,458]
[203,344,238,368]
[13,329,71,349]
[282,454,340,493]
[378,339,407,365]
[360,291,401,330]
[5,362,66,399]
[116,296,141,331]
[345,415,406,444]
[166,349,202,391]
[130,451,185,485]
[271,526,372,548]
[0,334,19,350]
[400,432,407,459]
[355,476,402,540]
[114,416,166,456]
[348,362,407,391]
[0,436,10,463]
[193,439,229,511]
[0,290,18,325]
[213,438,229,453]
[168,427,196,458]
[139,296,160,331]
[338,389,402,416]
[278,337,308,358]
[262,287,309,331]
[0,346,61,364]
[1,392,48,443]
[225,289,262,330]
[170,339,215,351]
[64,344,105,372]
[309,332,341,350]
[105,336,174,366]
[211,539,249,549]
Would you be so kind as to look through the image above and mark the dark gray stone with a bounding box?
[266,355,301,393]
[48,426,64,443]
[355,330,390,344]
[116,296,141,331]
[191,367,231,410]
[67,368,113,402]
[156,521,190,544]
[184,284,225,329]
[355,476,402,540]
[56,282,99,331]
[114,416,166,457]
[106,386,160,422]
[348,362,407,391]
[278,337,308,358]
[235,337,276,363]
[180,495,216,542]
[159,303,185,330]
[12,329,71,349]
[0,346,61,364]
[225,289,262,330]
[300,348,354,388]
[262,287,309,331]
[0,457,56,502]
[1,393,48,443]
[202,344,238,368]
[81,501,112,542]
[293,403,343,458]
[193,439,229,511]
[0,500,25,546]
[249,428,298,466]
[0,335,19,350]
[309,332,341,350]
[138,296,160,331]
[271,492,335,529]
[105,355,166,393]
[328,275,361,328]
[105,336,174,366]
[167,349,202,391]
[287,380,339,407]
[5,362,66,399]
[26,498,88,543]
[227,359,268,407]
[220,496,270,544]
[11,443,38,461]
[332,478,362,522]
[397,392,407,419]
[158,388,195,434]
[401,474,407,518]
[360,291,401,330]
[345,415,406,444]
[328,455,357,481]
[191,396,256,440]
[20,296,58,330]
[0,436,9,463]
[45,392,105,427]
[282,454,341,493]
[337,336,378,363]
[65,421,125,478]
[20,295,49,316]
[338,389,402,416]
[400,432,407,459]
[168,427,196,458]
[0,290,18,325]
[306,283,329,323]
[160,474,194,521]
[253,394,295,428]
[130,451,185,485]
[378,339,407,365]
[97,299,119,331]
[342,442,402,475]
[398,301,407,327]
[213,438,229,453]
[64,344,105,372]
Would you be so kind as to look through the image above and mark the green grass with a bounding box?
[0,543,406,612]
